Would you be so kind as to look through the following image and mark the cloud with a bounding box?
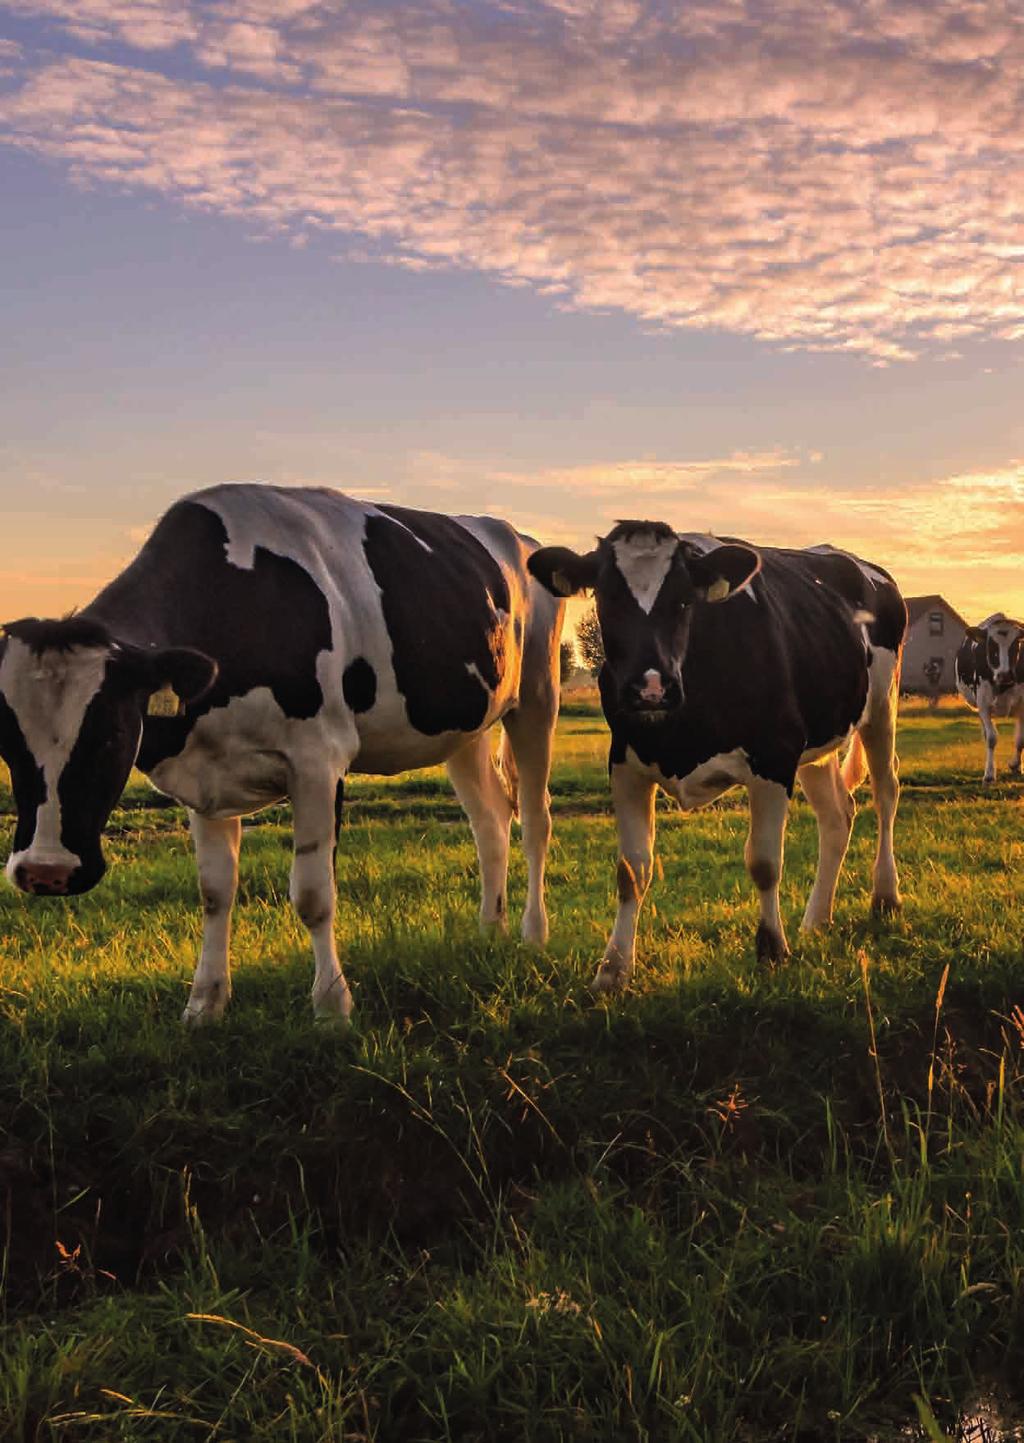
[414,446,1024,614]
[2,1,1024,358]
[487,449,802,496]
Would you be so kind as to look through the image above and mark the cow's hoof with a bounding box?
[871,894,902,917]
[983,776,996,786]
[312,977,353,1024]
[520,909,549,948]
[1007,765,1022,778]
[799,912,832,934]
[755,923,789,964]
[182,999,227,1027]
[591,959,630,994]
[314,1009,351,1031]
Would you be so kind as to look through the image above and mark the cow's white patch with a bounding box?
[800,733,852,766]
[148,686,294,817]
[612,533,677,613]
[625,744,751,810]
[975,681,1024,720]
[0,638,109,878]
[809,543,890,591]
[855,644,899,731]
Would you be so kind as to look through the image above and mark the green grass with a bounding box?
[1,697,1024,1441]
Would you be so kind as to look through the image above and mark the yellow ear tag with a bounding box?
[552,569,575,597]
[147,684,182,718]
[706,576,731,602]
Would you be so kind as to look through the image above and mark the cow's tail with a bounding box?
[496,727,520,818]
[841,731,869,793]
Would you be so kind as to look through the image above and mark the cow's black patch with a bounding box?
[342,657,377,713]
[89,502,333,769]
[799,548,906,654]
[956,640,982,690]
[362,506,511,735]
[332,777,344,874]
[0,693,46,855]
[55,661,142,889]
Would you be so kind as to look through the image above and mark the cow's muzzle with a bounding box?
[11,858,103,896]
[623,671,683,718]
[13,860,75,895]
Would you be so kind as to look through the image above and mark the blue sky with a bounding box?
[2,0,1024,622]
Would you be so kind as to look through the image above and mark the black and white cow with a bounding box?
[0,485,564,1023]
[529,523,906,990]
[955,613,1024,783]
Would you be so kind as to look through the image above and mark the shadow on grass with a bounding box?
[3,926,1022,1312]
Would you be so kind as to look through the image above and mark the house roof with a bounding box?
[905,595,967,629]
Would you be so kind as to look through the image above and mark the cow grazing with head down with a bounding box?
[529,522,906,991]
[955,613,1024,783]
[0,484,564,1023]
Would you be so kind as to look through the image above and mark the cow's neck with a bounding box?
[81,557,183,651]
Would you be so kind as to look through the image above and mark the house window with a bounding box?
[929,611,944,636]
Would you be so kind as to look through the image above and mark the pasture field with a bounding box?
[1,696,1023,1442]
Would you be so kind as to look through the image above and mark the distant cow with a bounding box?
[955,613,1024,782]
[0,485,563,1023]
[529,524,906,990]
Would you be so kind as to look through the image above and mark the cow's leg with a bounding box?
[979,700,998,783]
[502,699,556,946]
[798,755,856,931]
[594,763,657,994]
[290,770,352,1022]
[858,665,902,913]
[745,776,791,962]
[446,731,515,934]
[183,812,241,1026]
[1008,713,1024,776]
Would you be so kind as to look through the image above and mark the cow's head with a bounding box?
[529,522,760,719]
[0,618,216,896]
[967,614,1024,692]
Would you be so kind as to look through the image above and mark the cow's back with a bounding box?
[91,484,556,783]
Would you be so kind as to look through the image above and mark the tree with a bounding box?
[559,639,576,684]
[576,606,605,675]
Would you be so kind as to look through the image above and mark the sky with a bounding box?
[2,0,1024,629]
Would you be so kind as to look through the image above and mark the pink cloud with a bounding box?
[2,1,1023,358]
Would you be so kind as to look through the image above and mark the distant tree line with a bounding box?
[575,606,604,675]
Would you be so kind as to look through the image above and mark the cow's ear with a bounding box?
[966,626,988,643]
[528,546,599,598]
[685,543,761,603]
[154,647,218,703]
[117,644,218,705]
